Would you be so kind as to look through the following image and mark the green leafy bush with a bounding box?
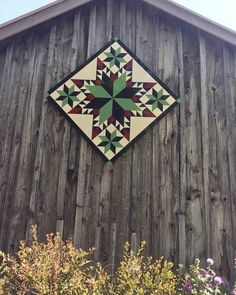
[0,227,235,294]
[111,242,177,295]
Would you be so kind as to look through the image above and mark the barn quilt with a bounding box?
[48,40,179,161]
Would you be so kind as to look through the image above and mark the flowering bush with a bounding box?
[0,226,109,294]
[111,242,177,295]
[179,258,230,295]
[0,227,235,294]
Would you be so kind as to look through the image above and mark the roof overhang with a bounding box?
[0,0,236,46]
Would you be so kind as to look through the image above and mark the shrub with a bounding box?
[0,227,235,294]
[0,226,109,294]
[111,242,177,295]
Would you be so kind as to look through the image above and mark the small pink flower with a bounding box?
[207,258,214,265]
[231,289,236,295]
[214,276,223,284]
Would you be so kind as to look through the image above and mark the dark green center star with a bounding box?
[85,72,141,125]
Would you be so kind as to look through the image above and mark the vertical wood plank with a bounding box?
[151,8,161,261]
[0,44,14,234]
[63,4,89,241]
[111,221,117,276]
[38,16,72,238]
[135,1,154,257]
[56,10,84,237]
[152,12,180,262]
[73,1,96,248]
[181,25,205,266]
[0,49,6,91]
[204,34,232,275]
[199,31,211,258]
[177,24,186,266]
[223,43,236,275]
[0,39,27,250]
[4,30,50,251]
[94,226,102,261]
[26,24,57,241]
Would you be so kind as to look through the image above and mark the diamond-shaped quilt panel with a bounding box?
[48,40,179,161]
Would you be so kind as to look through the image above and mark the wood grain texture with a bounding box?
[199,31,211,259]
[205,34,232,276]
[0,0,235,277]
[177,22,186,266]
[152,11,180,263]
[223,43,236,276]
[0,38,27,250]
[135,1,153,257]
[0,48,6,92]
[181,24,205,266]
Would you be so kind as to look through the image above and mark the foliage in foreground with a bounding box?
[0,227,235,294]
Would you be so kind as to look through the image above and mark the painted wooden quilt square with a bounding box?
[48,40,179,161]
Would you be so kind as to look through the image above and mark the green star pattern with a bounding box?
[146,88,170,111]
[104,47,126,68]
[98,130,123,154]
[56,85,79,107]
[86,73,141,125]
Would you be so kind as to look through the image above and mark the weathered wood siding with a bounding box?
[0,0,236,277]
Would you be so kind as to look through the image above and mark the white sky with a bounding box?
[0,0,235,32]
[0,0,55,24]
[173,0,236,31]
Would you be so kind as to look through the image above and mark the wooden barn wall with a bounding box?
[0,0,236,276]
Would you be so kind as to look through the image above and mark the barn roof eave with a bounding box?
[0,0,235,46]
